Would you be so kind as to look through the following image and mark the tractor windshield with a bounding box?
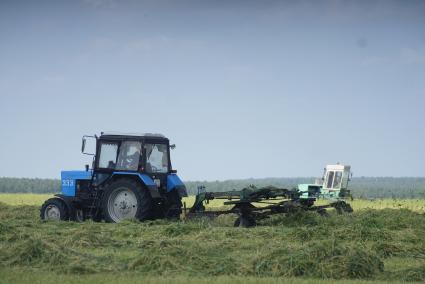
[325,170,343,189]
[145,143,169,173]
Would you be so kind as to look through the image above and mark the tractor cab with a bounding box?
[83,132,186,198]
[93,132,172,179]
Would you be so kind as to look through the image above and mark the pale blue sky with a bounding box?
[0,0,424,180]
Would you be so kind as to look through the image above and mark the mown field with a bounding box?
[0,194,424,284]
[2,193,425,212]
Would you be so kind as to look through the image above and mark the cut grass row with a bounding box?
[0,199,424,283]
[0,269,419,284]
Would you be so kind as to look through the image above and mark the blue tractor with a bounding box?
[40,132,187,223]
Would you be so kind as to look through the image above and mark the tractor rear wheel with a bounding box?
[40,198,69,221]
[101,179,152,223]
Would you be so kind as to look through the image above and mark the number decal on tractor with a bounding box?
[62,179,74,187]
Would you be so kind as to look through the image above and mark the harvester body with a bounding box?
[297,164,352,199]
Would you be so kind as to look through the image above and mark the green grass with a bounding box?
[0,193,53,205]
[0,194,424,283]
[1,193,425,212]
[2,269,420,284]
[0,269,419,284]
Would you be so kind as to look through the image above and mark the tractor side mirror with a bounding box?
[170,144,176,150]
[82,135,96,156]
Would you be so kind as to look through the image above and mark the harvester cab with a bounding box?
[41,132,188,223]
[321,164,351,198]
[297,164,352,200]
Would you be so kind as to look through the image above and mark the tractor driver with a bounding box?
[125,147,141,170]
[118,143,141,171]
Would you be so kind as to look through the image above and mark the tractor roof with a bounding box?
[100,132,167,140]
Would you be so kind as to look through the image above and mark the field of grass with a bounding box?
[1,193,425,212]
[0,194,424,284]
[0,193,53,206]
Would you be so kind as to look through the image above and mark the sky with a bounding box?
[0,0,424,180]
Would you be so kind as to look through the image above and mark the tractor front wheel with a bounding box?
[101,179,152,223]
[40,198,69,221]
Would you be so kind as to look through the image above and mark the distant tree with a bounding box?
[0,177,424,199]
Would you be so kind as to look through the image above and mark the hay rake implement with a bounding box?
[186,164,354,227]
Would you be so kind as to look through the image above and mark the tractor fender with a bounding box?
[111,172,161,198]
[167,174,188,197]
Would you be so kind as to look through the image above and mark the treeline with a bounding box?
[0,177,60,194]
[185,177,425,199]
[0,177,424,199]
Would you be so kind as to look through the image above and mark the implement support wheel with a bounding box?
[234,215,256,228]
[334,201,353,214]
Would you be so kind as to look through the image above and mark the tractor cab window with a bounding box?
[116,141,142,171]
[333,171,343,189]
[145,143,168,173]
[98,142,119,169]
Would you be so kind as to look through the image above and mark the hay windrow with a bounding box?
[0,201,424,281]
[1,237,70,266]
[251,242,383,279]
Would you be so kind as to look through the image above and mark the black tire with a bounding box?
[343,203,354,213]
[165,190,183,220]
[91,210,103,222]
[101,179,152,223]
[317,208,329,217]
[300,199,314,207]
[234,215,256,228]
[40,198,70,221]
[334,201,353,215]
[73,208,85,222]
